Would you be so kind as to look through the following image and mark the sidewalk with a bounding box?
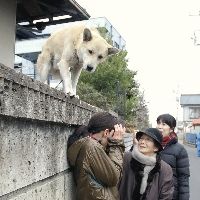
[184,144,200,200]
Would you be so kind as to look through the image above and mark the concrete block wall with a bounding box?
[0,64,101,200]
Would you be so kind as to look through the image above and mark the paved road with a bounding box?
[184,144,200,200]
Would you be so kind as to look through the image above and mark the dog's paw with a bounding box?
[69,94,79,99]
[65,91,79,99]
[75,94,79,99]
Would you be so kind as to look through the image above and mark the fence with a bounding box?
[184,132,197,147]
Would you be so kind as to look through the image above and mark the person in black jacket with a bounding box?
[156,114,190,200]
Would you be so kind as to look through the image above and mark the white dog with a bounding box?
[36,24,119,97]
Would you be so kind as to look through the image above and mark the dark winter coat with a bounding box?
[160,138,190,200]
[67,136,125,200]
[119,152,174,200]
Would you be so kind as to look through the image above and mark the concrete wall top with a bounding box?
[0,64,101,125]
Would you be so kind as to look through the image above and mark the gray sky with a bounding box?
[77,0,200,126]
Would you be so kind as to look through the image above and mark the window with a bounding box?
[189,107,200,119]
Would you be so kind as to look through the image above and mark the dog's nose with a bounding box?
[86,65,93,72]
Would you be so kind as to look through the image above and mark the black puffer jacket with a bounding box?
[160,138,190,200]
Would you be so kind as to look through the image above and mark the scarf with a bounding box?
[162,131,177,148]
[132,145,156,194]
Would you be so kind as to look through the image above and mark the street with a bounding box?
[184,145,200,200]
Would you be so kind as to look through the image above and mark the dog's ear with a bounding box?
[83,28,92,41]
[108,47,119,55]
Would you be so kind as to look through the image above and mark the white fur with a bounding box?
[36,24,119,97]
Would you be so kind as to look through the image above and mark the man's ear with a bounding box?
[103,129,110,137]
[108,47,119,55]
[83,28,92,41]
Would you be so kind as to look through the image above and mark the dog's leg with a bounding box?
[57,59,73,95]
[71,67,82,98]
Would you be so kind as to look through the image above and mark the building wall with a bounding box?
[182,106,190,122]
[0,0,16,68]
[182,105,200,122]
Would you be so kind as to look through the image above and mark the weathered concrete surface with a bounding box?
[0,172,75,200]
[0,64,103,199]
[0,64,101,124]
[0,116,72,197]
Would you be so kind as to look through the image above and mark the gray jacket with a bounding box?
[119,152,174,200]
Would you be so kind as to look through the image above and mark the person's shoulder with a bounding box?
[166,141,186,152]
[175,141,184,147]
[160,159,173,173]
[173,142,188,154]
[84,137,103,150]
[76,138,104,159]
[161,159,171,168]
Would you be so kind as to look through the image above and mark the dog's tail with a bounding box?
[36,49,52,82]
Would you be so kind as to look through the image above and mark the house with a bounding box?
[180,94,200,132]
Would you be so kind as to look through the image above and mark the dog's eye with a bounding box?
[88,50,93,54]
[98,55,103,59]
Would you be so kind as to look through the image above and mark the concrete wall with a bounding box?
[0,0,16,68]
[0,64,101,199]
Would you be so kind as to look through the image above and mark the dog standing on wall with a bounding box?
[36,24,119,97]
